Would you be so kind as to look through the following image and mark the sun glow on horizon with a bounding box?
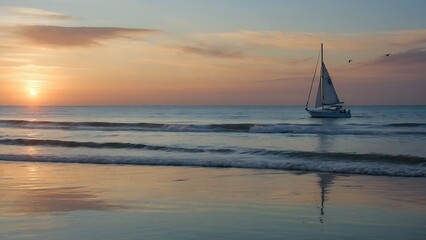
[0,2,425,106]
[26,79,41,99]
[29,88,37,96]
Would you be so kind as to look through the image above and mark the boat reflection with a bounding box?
[318,173,335,223]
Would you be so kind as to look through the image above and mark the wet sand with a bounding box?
[1,161,425,240]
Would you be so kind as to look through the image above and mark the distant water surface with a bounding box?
[0,106,425,177]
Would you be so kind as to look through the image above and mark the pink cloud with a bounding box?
[178,45,243,58]
[11,25,160,47]
[341,48,426,75]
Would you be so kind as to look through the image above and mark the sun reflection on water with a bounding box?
[25,146,38,156]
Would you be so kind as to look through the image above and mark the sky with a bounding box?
[0,0,425,106]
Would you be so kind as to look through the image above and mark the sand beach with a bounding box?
[1,161,425,240]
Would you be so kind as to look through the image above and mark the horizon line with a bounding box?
[0,104,425,107]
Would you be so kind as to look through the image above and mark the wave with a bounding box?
[1,119,425,136]
[0,138,425,165]
[0,138,235,153]
[346,122,426,128]
[0,153,425,177]
[243,149,426,165]
[0,119,252,132]
[385,123,426,127]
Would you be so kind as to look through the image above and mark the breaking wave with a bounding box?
[0,138,235,153]
[1,119,425,136]
[385,123,426,127]
[0,153,425,177]
[0,119,253,132]
[0,138,425,165]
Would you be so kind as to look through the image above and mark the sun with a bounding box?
[29,88,37,96]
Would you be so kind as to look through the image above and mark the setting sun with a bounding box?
[29,88,37,96]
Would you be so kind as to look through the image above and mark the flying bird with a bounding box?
[386,53,390,56]
[348,60,352,63]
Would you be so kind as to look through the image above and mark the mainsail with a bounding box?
[321,63,341,106]
[315,78,322,108]
[313,63,341,108]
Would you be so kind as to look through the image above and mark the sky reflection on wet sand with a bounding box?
[0,161,425,240]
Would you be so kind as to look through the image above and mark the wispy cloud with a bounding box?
[9,25,160,47]
[288,57,315,65]
[368,48,426,66]
[343,48,426,74]
[389,30,426,46]
[255,76,308,83]
[178,45,243,58]
[205,30,426,51]
[0,7,73,25]
[3,7,73,20]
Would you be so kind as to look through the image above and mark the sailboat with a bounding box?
[306,44,351,118]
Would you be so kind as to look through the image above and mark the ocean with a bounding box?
[1,106,426,240]
[0,105,425,177]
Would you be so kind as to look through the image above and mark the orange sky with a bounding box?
[0,3,425,106]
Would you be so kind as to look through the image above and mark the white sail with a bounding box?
[306,43,351,118]
[315,79,322,108]
[321,63,341,105]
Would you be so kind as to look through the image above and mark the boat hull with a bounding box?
[307,109,351,118]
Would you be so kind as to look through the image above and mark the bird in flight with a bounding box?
[386,53,390,56]
[348,60,352,63]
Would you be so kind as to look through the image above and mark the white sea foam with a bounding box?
[1,106,425,178]
[1,153,425,177]
[1,120,424,135]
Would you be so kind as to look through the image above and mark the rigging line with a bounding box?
[305,49,321,110]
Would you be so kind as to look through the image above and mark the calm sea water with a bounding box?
[0,106,425,177]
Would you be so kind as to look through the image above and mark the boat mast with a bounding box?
[305,49,321,110]
[320,43,324,109]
